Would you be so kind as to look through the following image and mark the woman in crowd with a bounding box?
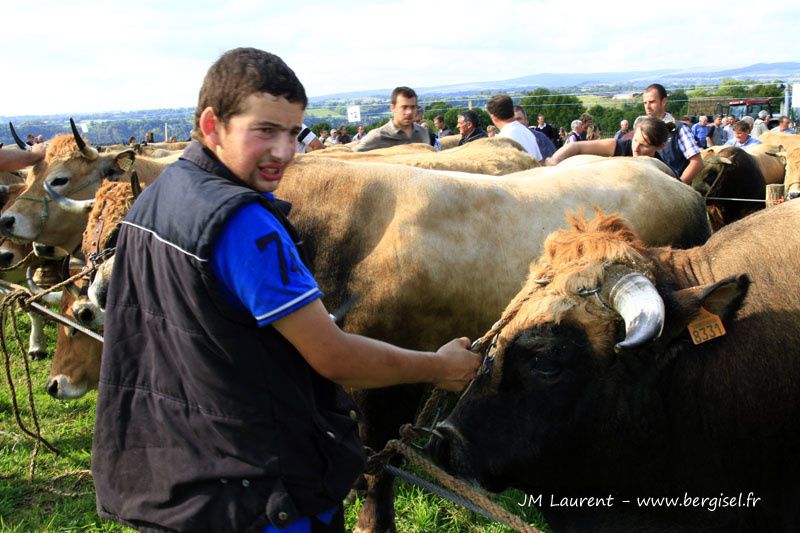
[547,117,670,166]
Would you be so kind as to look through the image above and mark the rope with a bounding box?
[0,249,35,272]
[0,289,60,476]
[0,285,97,491]
[384,440,543,533]
[365,291,544,532]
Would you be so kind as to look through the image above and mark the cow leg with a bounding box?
[27,312,48,360]
[353,383,426,533]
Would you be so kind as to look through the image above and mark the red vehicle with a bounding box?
[717,98,780,128]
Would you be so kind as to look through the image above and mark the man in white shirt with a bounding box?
[486,94,542,161]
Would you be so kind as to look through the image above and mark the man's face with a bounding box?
[456,115,473,136]
[643,89,667,119]
[391,94,418,129]
[779,118,790,131]
[537,116,545,126]
[358,126,365,135]
[513,109,529,127]
[734,128,749,144]
[631,128,659,157]
[621,120,629,131]
[209,92,303,194]
[699,116,708,125]
[434,118,443,130]
[714,116,722,126]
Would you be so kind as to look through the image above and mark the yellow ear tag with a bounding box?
[687,307,726,345]
[118,157,133,172]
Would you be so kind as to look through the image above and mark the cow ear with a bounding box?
[660,274,750,343]
[108,150,137,181]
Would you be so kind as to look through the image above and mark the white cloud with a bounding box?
[1,0,798,116]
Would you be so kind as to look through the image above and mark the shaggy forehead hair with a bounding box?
[44,135,82,163]
[493,210,655,356]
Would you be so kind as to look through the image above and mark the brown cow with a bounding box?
[692,146,766,230]
[46,180,135,398]
[431,201,800,531]
[0,124,171,252]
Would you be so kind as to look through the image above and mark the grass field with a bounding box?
[1,311,549,532]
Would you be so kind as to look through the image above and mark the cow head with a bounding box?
[47,278,103,399]
[429,211,749,496]
[691,147,765,230]
[777,147,800,201]
[0,120,136,252]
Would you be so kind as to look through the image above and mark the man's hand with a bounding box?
[432,337,481,392]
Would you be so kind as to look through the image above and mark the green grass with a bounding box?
[1,311,548,532]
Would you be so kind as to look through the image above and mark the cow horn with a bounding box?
[26,266,63,305]
[9,122,30,151]
[130,169,142,199]
[69,118,98,161]
[43,180,95,213]
[718,157,733,165]
[600,266,665,353]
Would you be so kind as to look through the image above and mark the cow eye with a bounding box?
[530,356,561,380]
[50,177,70,187]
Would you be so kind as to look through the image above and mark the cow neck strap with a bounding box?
[15,175,103,238]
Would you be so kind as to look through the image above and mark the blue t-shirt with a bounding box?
[210,195,322,326]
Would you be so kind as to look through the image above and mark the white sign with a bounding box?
[793,84,800,110]
[80,123,89,133]
[347,105,361,123]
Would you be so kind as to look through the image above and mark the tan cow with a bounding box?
[757,130,800,153]
[778,147,800,200]
[301,137,539,175]
[0,125,172,252]
[42,154,712,531]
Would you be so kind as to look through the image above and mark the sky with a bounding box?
[2,0,799,117]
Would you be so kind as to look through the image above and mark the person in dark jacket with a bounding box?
[91,47,480,533]
[456,109,487,145]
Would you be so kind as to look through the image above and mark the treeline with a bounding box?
[1,118,193,146]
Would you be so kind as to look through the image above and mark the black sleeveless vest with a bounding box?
[92,142,365,533]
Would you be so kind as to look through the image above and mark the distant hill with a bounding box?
[309,62,800,102]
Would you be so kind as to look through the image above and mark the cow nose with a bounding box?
[425,424,457,470]
[76,306,94,325]
[0,251,13,269]
[46,377,60,398]
[0,215,15,232]
[788,190,800,201]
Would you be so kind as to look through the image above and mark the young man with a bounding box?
[352,86,430,152]
[91,48,479,533]
[641,83,703,185]
[534,114,557,143]
[433,115,452,138]
[724,120,762,147]
[486,95,542,160]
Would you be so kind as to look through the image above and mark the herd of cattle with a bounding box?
[1,122,800,531]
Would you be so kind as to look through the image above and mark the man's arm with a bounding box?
[0,147,44,172]
[679,153,704,185]
[273,299,480,391]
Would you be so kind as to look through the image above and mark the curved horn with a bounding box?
[43,180,95,213]
[69,118,98,160]
[130,169,142,199]
[9,122,30,151]
[26,266,64,304]
[601,266,665,353]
